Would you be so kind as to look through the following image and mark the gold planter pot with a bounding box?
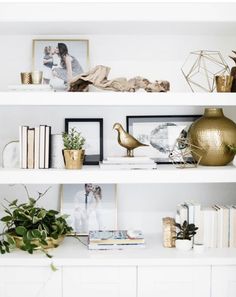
[13,234,65,250]
[215,75,233,92]
[63,149,85,169]
[188,108,236,166]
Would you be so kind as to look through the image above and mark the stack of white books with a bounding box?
[88,230,145,250]
[176,202,236,248]
[19,125,51,169]
[100,157,157,170]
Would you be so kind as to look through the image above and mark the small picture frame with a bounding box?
[65,118,103,165]
[60,184,117,235]
[126,115,201,164]
[32,39,89,91]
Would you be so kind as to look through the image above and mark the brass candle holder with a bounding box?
[31,71,43,84]
[20,72,32,84]
[215,75,233,92]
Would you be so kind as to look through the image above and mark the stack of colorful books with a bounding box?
[88,230,145,250]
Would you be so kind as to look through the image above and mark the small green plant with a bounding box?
[227,144,236,154]
[0,186,73,257]
[62,127,85,150]
[174,220,198,240]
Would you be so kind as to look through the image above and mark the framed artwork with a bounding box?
[60,184,117,235]
[126,115,201,164]
[32,39,89,91]
[65,118,103,165]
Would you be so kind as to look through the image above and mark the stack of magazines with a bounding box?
[88,230,145,250]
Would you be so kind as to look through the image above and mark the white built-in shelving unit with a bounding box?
[1,2,236,296]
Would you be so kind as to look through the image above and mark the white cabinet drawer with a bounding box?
[212,266,236,297]
[138,266,211,297]
[0,266,62,297]
[63,266,136,297]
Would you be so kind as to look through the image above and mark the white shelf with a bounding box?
[0,165,235,184]
[1,235,236,267]
[1,3,236,35]
[1,92,236,107]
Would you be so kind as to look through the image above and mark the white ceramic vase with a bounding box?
[175,239,192,251]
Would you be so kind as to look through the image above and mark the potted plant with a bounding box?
[62,127,86,169]
[0,186,73,257]
[174,220,198,251]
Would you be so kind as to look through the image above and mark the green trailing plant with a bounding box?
[174,220,198,240]
[0,186,73,257]
[227,144,236,154]
[62,127,85,150]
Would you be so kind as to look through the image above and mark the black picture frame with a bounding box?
[126,115,201,164]
[65,118,103,165]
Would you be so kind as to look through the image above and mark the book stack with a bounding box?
[176,202,236,248]
[100,157,157,170]
[19,125,51,169]
[88,230,145,250]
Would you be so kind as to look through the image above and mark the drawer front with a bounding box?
[138,266,211,297]
[63,266,136,297]
[0,266,62,297]
[212,266,236,297]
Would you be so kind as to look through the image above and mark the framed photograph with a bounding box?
[32,39,89,91]
[65,118,103,165]
[126,115,201,164]
[61,184,117,235]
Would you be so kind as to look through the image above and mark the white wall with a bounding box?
[0,33,236,234]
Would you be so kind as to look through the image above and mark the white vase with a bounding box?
[50,134,64,169]
[175,239,192,251]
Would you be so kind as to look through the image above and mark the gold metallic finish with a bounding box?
[113,123,148,157]
[21,72,32,84]
[31,71,43,84]
[188,108,236,166]
[63,149,85,169]
[215,75,233,92]
[13,235,65,250]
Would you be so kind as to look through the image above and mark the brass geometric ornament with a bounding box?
[169,137,204,169]
[181,50,230,92]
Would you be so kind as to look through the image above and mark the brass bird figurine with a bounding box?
[113,123,149,157]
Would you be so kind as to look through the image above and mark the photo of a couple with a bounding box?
[33,39,89,91]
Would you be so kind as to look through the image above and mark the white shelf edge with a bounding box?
[0,165,235,184]
[1,235,236,267]
[1,92,236,106]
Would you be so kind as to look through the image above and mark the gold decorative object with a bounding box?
[113,123,148,157]
[162,217,176,248]
[21,72,32,84]
[215,75,233,92]
[13,234,65,250]
[63,149,85,169]
[31,71,43,84]
[181,50,230,92]
[169,137,204,168]
[229,50,236,92]
[188,108,236,166]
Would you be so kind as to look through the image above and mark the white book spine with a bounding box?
[34,127,40,169]
[39,125,46,169]
[21,126,28,169]
[44,126,51,169]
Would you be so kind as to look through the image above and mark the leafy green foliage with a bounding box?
[227,144,236,154]
[62,127,85,150]
[0,186,73,256]
[174,220,198,240]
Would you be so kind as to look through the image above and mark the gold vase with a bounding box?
[215,75,233,92]
[63,149,85,169]
[188,108,236,166]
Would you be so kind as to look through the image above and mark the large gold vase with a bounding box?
[188,108,236,166]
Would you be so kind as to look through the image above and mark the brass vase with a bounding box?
[63,149,85,169]
[231,66,236,92]
[215,75,233,92]
[188,108,236,166]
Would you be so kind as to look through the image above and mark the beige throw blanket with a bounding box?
[69,65,170,92]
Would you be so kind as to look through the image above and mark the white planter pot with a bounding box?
[175,239,192,251]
